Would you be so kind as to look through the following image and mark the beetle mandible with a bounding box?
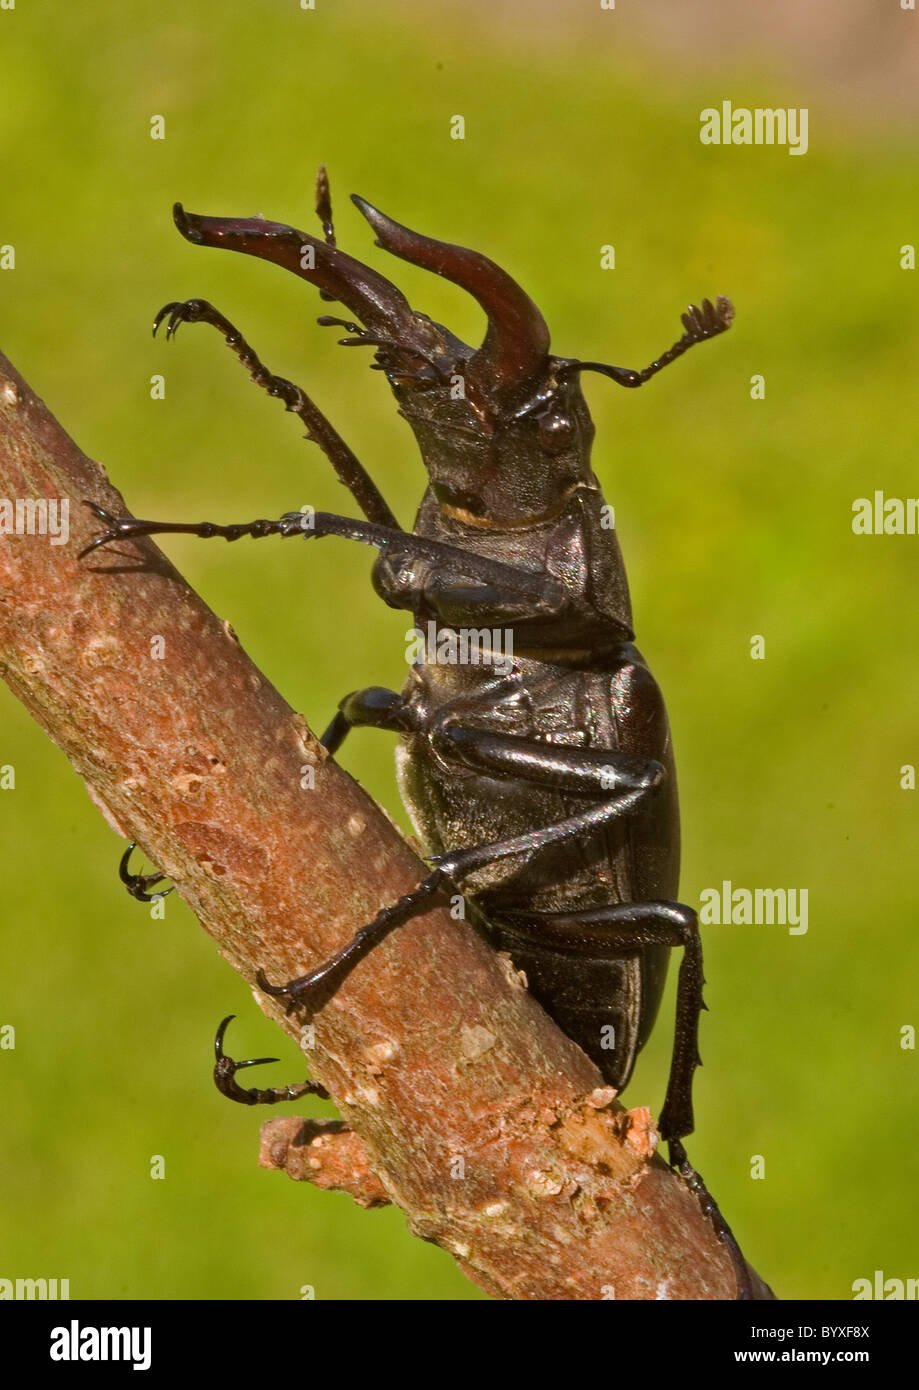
[82,168,749,1291]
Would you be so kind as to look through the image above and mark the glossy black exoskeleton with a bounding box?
[82,169,754,1292]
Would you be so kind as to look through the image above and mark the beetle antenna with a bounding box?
[557,295,734,389]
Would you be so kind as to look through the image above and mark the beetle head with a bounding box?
[172,192,612,527]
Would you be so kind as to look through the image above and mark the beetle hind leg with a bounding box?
[492,899,766,1299]
[319,686,411,755]
[665,1138,771,1300]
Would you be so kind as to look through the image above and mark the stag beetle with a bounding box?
[82,169,753,1294]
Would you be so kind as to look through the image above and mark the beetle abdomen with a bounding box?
[394,651,678,1092]
[483,920,648,1090]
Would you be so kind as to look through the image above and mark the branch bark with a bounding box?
[0,349,773,1300]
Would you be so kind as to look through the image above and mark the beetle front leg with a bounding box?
[79,506,573,622]
[152,298,398,528]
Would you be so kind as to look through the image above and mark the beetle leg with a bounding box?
[213,1015,329,1106]
[78,506,573,621]
[666,1138,768,1300]
[152,298,398,528]
[113,685,411,914]
[78,504,309,558]
[255,753,662,1011]
[493,900,701,1138]
[425,734,697,1140]
[118,841,173,903]
[492,900,763,1300]
[320,687,411,755]
[110,689,411,919]
[255,869,452,1015]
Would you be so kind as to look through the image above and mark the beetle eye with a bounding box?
[537,412,574,453]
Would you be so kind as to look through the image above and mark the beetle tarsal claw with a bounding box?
[117,841,174,903]
[212,1015,329,1106]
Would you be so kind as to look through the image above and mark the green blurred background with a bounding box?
[1,1,917,1300]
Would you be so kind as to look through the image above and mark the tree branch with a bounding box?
[0,349,773,1300]
[258,1117,391,1207]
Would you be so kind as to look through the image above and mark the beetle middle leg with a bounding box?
[320,686,411,754]
[213,1014,329,1106]
[256,740,664,1011]
[255,724,757,1296]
